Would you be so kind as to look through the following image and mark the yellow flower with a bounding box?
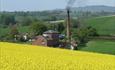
[0,42,115,70]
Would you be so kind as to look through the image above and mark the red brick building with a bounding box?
[32,30,60,47]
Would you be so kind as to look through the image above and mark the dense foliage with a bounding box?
[30,22,48,35]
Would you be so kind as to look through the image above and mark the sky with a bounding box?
[0,0,115,11]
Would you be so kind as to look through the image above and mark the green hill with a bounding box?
[80,40,115,55]
[84,15,115,35]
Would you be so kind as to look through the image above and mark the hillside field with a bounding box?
[0,42,115,70]
[84,16,115,35]
[79,40,115,55]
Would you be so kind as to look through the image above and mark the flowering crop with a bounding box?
[0,42,115,70]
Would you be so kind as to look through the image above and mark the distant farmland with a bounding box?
[84,16,115,35]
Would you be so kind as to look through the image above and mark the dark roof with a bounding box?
[44,30,59,34]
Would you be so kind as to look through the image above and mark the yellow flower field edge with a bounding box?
[0,42,115,70]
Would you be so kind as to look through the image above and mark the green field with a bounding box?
[84,16,115,35]
[0,26,30,37]
[0,27,10,37]
[80,40,115,55]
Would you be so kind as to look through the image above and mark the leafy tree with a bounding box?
[50,15,57,21]
[77,28,89,43]
[47,23,56,30]
[0,14,15,26]
[72,19,81,28]
[21,16,34,26]
[30,21,48,35]
[87,26,99,36]
[8,25,19,41]
[57,22,65,33]
[47,22,65,33]
[72,26,98,44]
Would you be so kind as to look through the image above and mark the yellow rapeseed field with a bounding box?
[0,42,115,70]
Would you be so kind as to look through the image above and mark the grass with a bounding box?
[0,27,10,37]
[0,42,115,70]
[0,26,30,37]
[84,16,115,35]
[18,26,30,33]
[80,40,115,55]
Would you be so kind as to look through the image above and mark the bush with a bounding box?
[30,21,48,35]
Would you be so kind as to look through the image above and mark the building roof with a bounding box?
[44,30,59,34]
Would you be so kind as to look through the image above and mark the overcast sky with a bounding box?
[0,0,115,11]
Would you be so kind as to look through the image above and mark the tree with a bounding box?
[72,26,98,44]
[77,28,89,43]
[50,15,57,21]
[9,24,19,41]
[57,22,65,33]
[72,19,80,28]
[0,14,15,26]
[21,16,34,26]
[47,23,56,30]
[87,26,99,36]
[30,21,48,35]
